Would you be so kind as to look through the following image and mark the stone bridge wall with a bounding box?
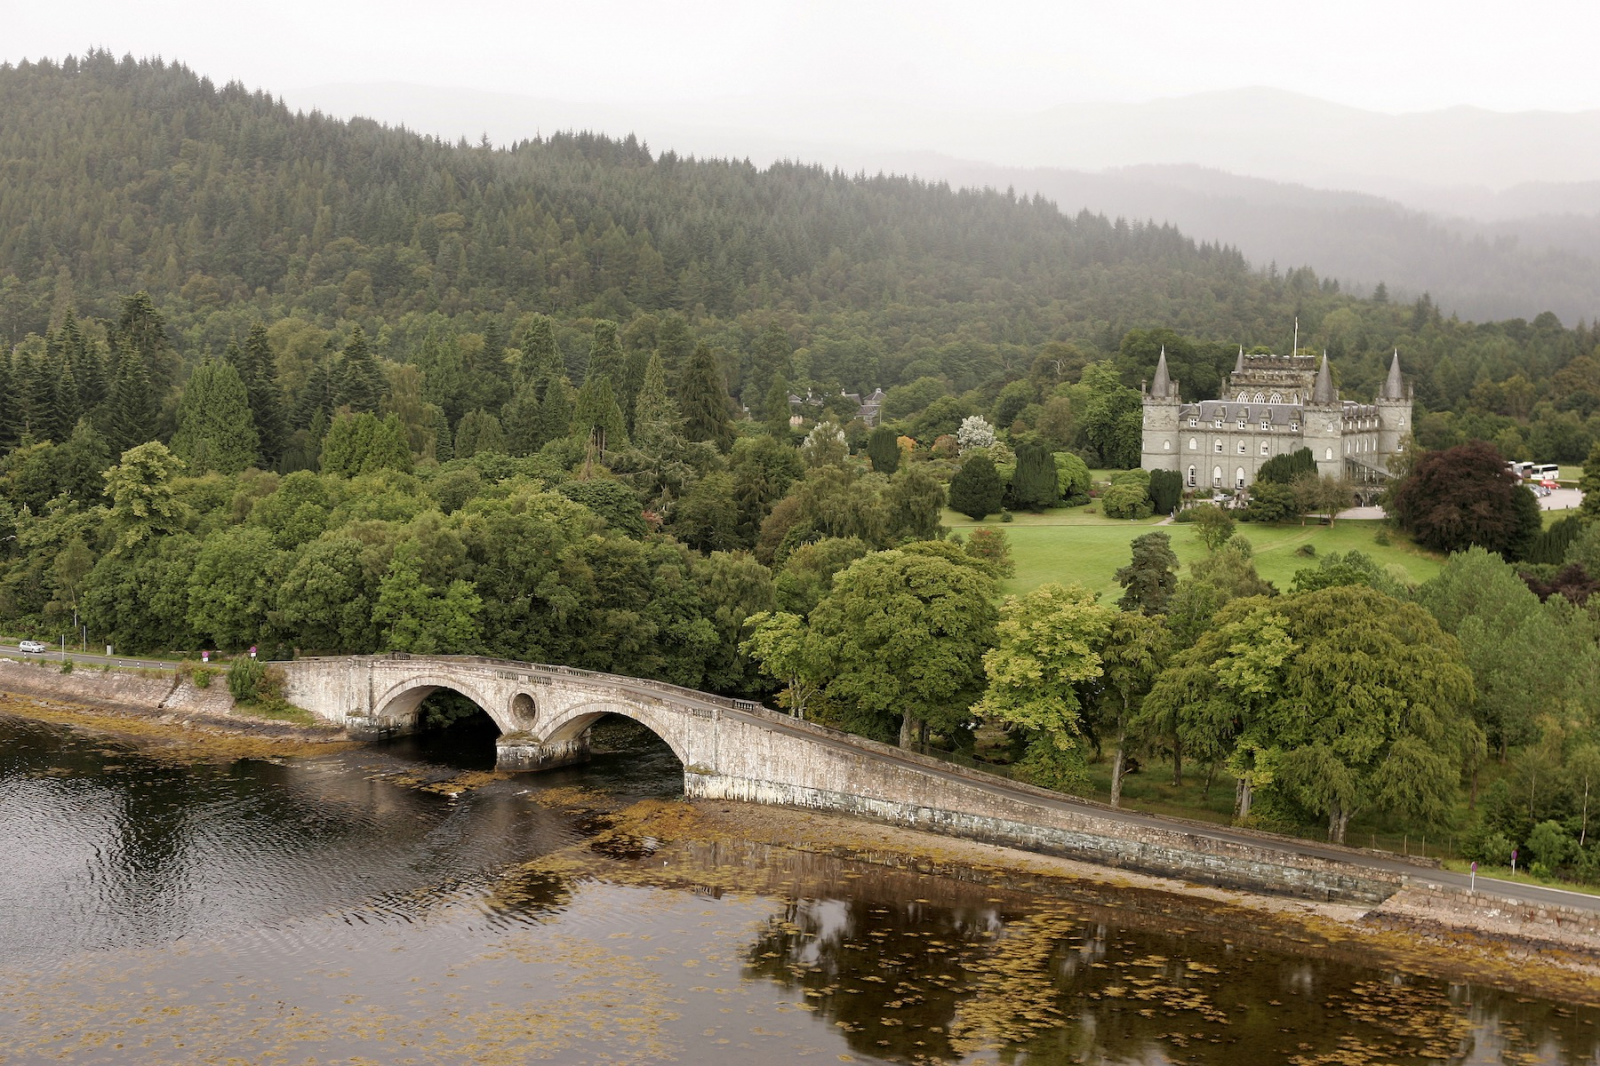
[274,655,1401,904]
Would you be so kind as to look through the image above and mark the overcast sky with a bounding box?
[3,0,1597,114]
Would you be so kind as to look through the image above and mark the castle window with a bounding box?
[1163,440,1171,451]
[1261,441,1270,455]
[1188,437,1197,450]
[1254,392,1264,403]
[1189,417,1197,427]
[1237,441,1247,454]
[1238,418,1247,430]
[1236,467,1246,488]
[1188,466,1196,486]
[1214,439,1223,453]
[1212,466,1222,485]
[1236,393,1248,403]
[1325,447,1333,460]
[1290,421,1299,432]
[1270,392,1282,403]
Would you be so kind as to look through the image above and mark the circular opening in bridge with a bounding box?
[576,715,683,799]
[385,690,500,772]
[510,692,536,723]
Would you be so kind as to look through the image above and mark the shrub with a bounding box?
[193,666,218,689]
[1373,529,1391,547]
[228,656,266,701]
[1000,509,1014,523]
[1101,480,1154,520]
[1295,543,1316,557]
[949,455,1004,520]
[59,659,73,675]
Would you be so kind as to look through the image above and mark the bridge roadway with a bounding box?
[598,668,1600,915]
[272,653,1596,915]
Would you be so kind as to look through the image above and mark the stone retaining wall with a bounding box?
[1375,879,1600,953]
[0,657,182,712]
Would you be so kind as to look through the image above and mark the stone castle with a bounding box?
[1141,348,1411,491]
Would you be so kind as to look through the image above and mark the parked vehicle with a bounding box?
[18,640,47,654]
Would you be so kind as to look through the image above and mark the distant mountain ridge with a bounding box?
[290,82,1600,324]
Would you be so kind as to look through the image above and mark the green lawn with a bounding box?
[946,507,1444,600]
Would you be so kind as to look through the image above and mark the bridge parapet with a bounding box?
[270,653,1403,903]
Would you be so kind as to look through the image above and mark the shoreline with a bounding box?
[5,680,1599,1000]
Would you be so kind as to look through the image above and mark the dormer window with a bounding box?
[1189,417,1198,427]
[1237,418,1247,430]
[1218,407,1226,420]
[1290,421,1299,432]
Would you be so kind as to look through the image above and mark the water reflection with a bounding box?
[1,708,1597,1065]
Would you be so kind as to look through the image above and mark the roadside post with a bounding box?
[1470,861,1477,894]
[1511,848,1518,876]
[249,645,257,660]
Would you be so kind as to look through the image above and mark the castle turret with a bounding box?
[1374,349,1412,468]
[1303,352,1344,477]
[1141,347,1181,471]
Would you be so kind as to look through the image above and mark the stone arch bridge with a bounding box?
[272,654,1402,905]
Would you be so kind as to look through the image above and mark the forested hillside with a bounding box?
[4,52,1600,879]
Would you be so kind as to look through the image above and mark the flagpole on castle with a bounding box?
[1292,317,1299,357]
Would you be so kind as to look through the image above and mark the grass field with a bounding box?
[945,506,1445,599]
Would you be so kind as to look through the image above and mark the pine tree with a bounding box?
[108,342,157,452]
[679,343,734,451]
[294,362,336,431]
[428,405,454,462]
[633,351,682,447]
[501,378,543,456]
[520,315,560,391]
[0,355,14,449]
[336,325,385,413]
[587,321,625,387]
[237,323,289,467]
[572,376,628,453]
[114,290,178,395]
[620,346,649,433]
[764,374,792,439]
[455,409,507,458]
[170,357,260,475]
[655,314,694,382]
[538,375,575,444]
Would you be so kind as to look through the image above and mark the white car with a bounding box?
[18,640,47,654]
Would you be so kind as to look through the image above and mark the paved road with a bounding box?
[3,642,178,671]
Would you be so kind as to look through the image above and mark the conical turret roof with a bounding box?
[1310,352,1336,404]
[1150,346,1172,398]
[1381,349,1405,400]
[1233,345,1245,375]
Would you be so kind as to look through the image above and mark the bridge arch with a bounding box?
[372,673,536,735]
[536,697,693,766]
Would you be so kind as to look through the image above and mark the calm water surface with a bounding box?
[1,708,1596,1065]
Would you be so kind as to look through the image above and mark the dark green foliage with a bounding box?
[235,325,289,467]
[1116,531,1179,614]
[170,357,259,475]
[319,412,412,477]
[557,479,647,537]
[1523,515,1584,566]
[1242,480,1301,523]
[1008,440,1059,511]
[335,326,385,414]
[866,426,900,474]
[949,455,1003,520]
[1147,469,1183,514]
[679,344,734,451]
[1255,447,1316,484]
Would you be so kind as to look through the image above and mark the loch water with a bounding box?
[1,707,1596,1065]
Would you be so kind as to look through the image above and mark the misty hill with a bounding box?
[0,51,1315,367]
[293,82,1600,324]
[874,158,1600,325]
